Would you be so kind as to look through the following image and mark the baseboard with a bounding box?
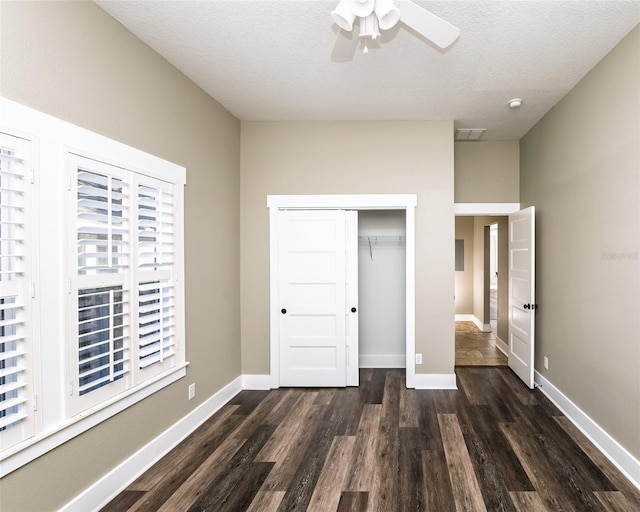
[413,373,457,390]
[496,336,508,356]
[60,376,243,512]
[534,371,640,490]
[455,315,491,333]
[470,315,490,333]
[359,354,406,368]
[242,374,272,390]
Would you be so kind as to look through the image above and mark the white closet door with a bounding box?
[278,210,348,387]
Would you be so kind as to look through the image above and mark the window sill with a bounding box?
[0,363,189,477]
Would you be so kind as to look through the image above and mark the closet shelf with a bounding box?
[358,235,405,245]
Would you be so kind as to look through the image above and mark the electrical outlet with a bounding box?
[543,357,549,370]
[188,383,196,400]
[415,353,423,365]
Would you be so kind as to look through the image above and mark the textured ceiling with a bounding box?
[96,0,640,140]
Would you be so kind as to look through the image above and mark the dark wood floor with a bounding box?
[456,321,508,367]
[103,368,640,512]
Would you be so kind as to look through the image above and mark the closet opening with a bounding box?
[358,210,406,369]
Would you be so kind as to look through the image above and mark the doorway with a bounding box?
[454,212,511,367]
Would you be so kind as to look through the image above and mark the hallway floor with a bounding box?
[456,321,508,366]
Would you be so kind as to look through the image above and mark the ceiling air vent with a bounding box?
[455,129,486,141]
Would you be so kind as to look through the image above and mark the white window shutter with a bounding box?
[0,135,35,449]
[73,156,131,410]
[136,179,176,373]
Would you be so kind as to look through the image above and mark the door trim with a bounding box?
[268,194,417,388]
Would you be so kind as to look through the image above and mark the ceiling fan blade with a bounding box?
[331,28,359,62]
[397,0,460,49]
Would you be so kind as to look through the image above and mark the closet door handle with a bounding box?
[281,308,287,315]
[351,307,357,313]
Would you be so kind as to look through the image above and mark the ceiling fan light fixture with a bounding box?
[374,0,401,30]
[352,0,375,17]
[359,13,380,39]
[331,0,357,31]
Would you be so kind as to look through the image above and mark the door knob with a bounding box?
[281,308,287,314]
[351,307,357,313]
[524,304,530,309]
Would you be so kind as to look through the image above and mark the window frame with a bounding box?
[0,98,187,477]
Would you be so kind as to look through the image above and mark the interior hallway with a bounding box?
[455,321,507,367]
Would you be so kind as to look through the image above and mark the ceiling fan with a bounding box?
[331,0,460,61]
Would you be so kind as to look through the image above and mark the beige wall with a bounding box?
[240,121,455,376]
[521,26,640,459]
[455,217,474,314]
[472,219,491,325]
[454,141,520,203]
[0,2,241,510]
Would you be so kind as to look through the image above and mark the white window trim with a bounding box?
[0,98,187,477]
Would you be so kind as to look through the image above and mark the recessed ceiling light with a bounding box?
[508,98,523,109]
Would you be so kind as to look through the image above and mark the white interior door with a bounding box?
[508,206,536,388]
[278,210,352,387]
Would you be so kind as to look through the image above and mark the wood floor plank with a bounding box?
[594,490,638,511]
[276,417,341,511]
[230,389,270,415]
[416,391,444,451]
[218,461,274,512]
[399,384,419,428]
[307,435,356,512]
[472,423,534,492]
[186,424,277,512]
[464,431,518,512]
[370,369,400,512]
[344,404,381,491]
[509,491,548,512]
[438,413,488,512]
[246,491,286,512]
[325,386,364,436]
[422,449,456,512]
[398,427,424,511]
[154,435,247,512]
[255,391,317,463]
[337,492,369,512]
[366,368,387,404]
[231,387,292,439]
[260,396,325,492]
